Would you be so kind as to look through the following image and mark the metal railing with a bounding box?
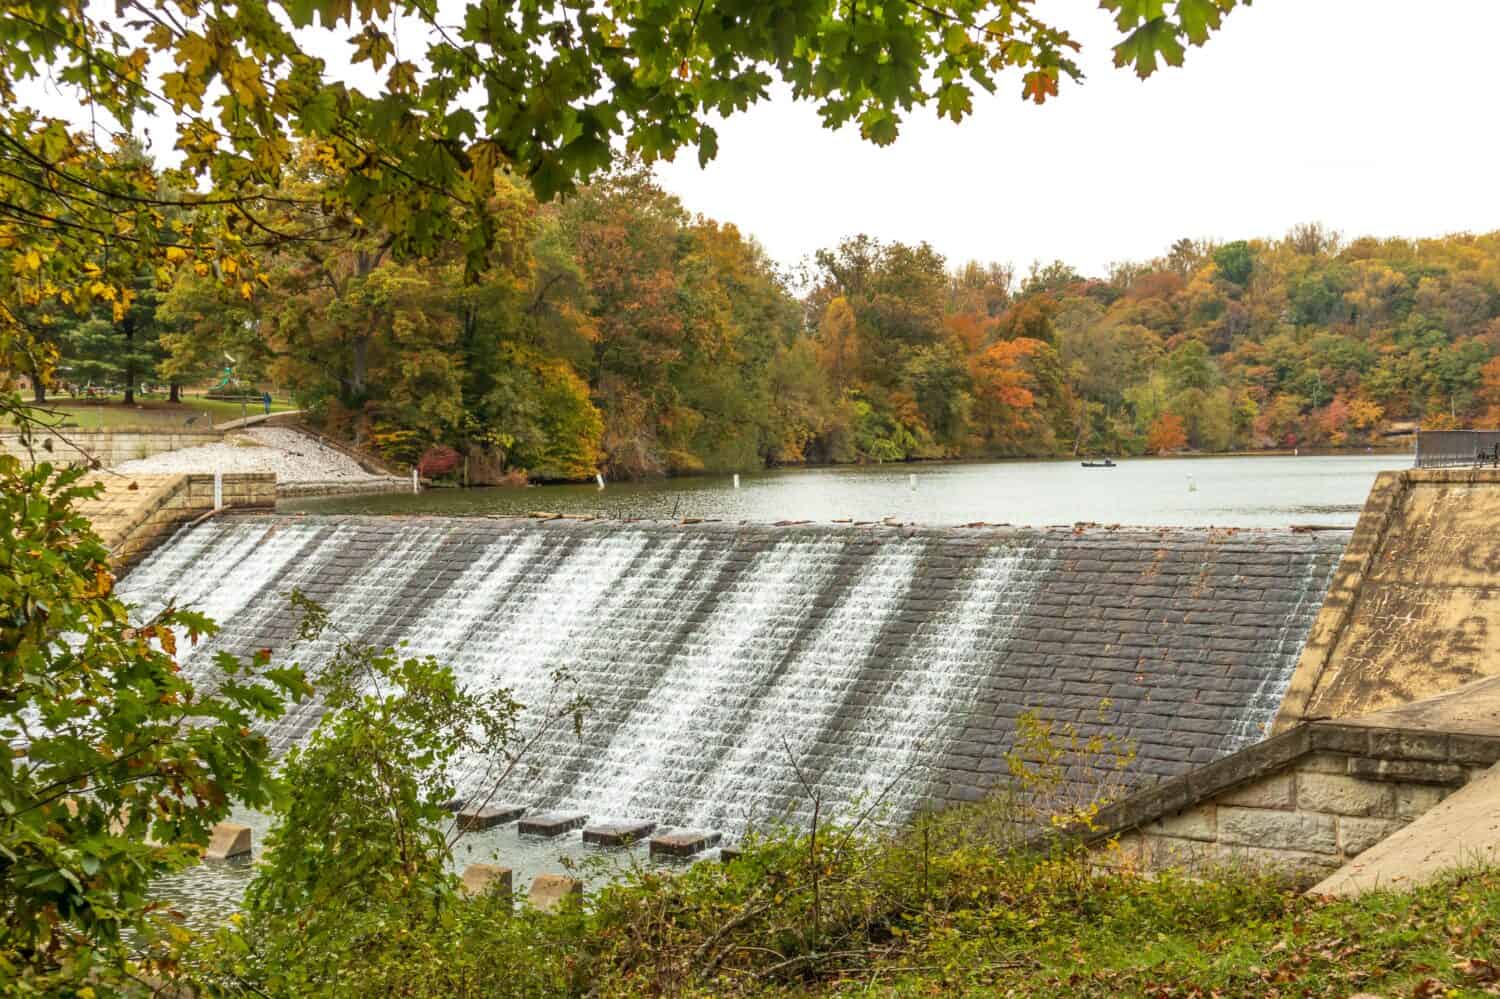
[1414,429,1500,468]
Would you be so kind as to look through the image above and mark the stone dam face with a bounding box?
[118,516,1348,836]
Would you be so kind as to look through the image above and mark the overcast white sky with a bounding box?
[22,1,1500,278]
[656,0,1500,277]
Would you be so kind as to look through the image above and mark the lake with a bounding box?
[282,453,1412,528]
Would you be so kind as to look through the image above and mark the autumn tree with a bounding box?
[1146,413,1188,453]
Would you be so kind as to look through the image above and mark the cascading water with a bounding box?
[119,516,1346,840]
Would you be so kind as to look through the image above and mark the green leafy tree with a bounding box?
[0,457,302,991]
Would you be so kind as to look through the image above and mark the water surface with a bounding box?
[282,454,1410,527]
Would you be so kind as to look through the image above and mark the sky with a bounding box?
[20,1,1500,279]
[654,0,1500,277]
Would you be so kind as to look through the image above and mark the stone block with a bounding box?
[1137,833,1215,869]
[1366,728,1449,762]
[583,820,657,847]
[1144,803,1216,842]
[528,874,583,913]
[1338,816,1406,857]
[1217,806,1338,854]
[1296,773,1394,817]
[1296,752,1352,775]
[1345,757,1465,786]
[517,811,589,837]
[205,822,252,861]
[457,804,526,831]
[1217,773,1294,810]
[460,863,513,897]
[649,829,722,858]
[1214,843,1343,882]
[1395,783,1449,820]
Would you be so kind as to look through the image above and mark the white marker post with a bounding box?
[213,470,223,511]
[595,472,605,490]
[733,473,740,490]
[412,468,419,495]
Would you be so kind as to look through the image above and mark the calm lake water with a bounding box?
[283,453,1412,528]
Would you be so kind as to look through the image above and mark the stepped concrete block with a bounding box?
[529,874,583,913]
[205,822,252,861]
[517,811,589,837]
[719,846,743,863]
[650,829,722,858]
[457,804,526,831]
[460,863,513,897]
[582,820,656,847]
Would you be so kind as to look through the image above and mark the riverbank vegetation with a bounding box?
[27,167,1500,480]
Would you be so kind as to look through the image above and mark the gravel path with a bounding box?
[115,428,382,483]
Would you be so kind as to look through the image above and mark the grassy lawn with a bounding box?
[9,393,298,430]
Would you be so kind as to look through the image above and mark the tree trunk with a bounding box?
[169,382,181,403]
[351,336,370,394]
[31,377,45,404]
[121,316,136,404]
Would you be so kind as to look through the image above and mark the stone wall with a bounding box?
[1094,719,1500,883]
[1277,468,1500,731]
[78,472,277,566]
[1,429,223,468]
[278,476,412,498]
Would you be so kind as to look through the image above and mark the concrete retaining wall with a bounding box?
[2,429,223,468]
[1277,468,1500,730]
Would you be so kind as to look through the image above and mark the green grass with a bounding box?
[806,864,1500,997]
[10,393,297,430]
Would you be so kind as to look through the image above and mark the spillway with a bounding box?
[117,516,1346,836]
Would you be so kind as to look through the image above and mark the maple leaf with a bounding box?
[1112,19,1187,78]
[1022,70,1059,104]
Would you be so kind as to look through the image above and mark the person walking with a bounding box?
[262,390,272,415]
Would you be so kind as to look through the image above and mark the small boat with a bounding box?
[1081,458,1117,468]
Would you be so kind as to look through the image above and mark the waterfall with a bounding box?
[118,517,1345,838]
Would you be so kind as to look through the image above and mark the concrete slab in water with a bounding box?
[583,820,656,847]
[205,822,252,861]
[457,803,526,830]
[518,811,589,837]
[460,863,513,897]
[650,829,722,858]
[529,873,583,912]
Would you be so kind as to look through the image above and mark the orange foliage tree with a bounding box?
[1146,413,1188,453]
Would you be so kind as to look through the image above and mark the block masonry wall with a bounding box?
[1094,721,1500,884]
[117,517,1348,831]
[2,429,223,468]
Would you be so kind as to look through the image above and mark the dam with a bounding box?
[118,515,1345,836]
